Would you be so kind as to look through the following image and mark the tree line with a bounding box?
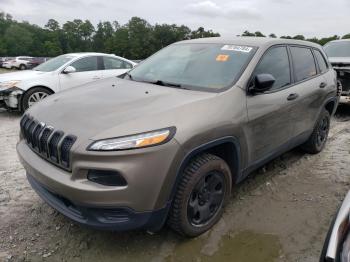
[241,31,350,46]
[0,12,349,60]
[0,13,219,59]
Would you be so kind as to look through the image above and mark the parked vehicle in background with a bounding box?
[0,52,136,111]
[0,57,10,68]
[324,40,350,103]
[26,57,49,69]
[320,191,350,262]
[2,56,33,70]
[17,38,339,237]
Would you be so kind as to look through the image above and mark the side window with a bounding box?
[314,49,328,73]
[70,56,98,72]
[290,47,317,82]
[254,46,291,91]
[103,57,132,70]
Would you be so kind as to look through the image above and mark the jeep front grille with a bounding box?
[20,115,77,171]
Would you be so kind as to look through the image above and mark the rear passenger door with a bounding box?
[288,46,328,137]
[101,56,133,78]
[246,46,299,164]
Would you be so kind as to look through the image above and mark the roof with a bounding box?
[62,52,136,64]
[65,52,114,56]
[176,37,322,49]
[328,39,350,43]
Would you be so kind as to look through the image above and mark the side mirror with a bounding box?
[63,66,76,74]
[250,74,276,93]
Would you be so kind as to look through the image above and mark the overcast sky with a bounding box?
[1,0,349,38]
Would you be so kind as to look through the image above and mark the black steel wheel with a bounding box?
[301,109,330,154]
[187,171,225,227]
[168,153,232,237]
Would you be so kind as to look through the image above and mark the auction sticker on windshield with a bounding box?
[216,54,230,62]
[221,45,253,53]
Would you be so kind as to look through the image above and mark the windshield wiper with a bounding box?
[124,72,133,80]
[152,80,189,90]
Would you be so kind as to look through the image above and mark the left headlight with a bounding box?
[0,80,21,91]
[88,127,176,151]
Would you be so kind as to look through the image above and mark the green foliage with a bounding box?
[241,30,349,46]
[4,24,33,55]
[343,34,350,39]
[0,12,349,59]
[0,13,220,59]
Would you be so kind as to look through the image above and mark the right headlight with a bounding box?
[88,127,176,151]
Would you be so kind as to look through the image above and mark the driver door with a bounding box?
[59,56,102,91]
[246,46,299,165]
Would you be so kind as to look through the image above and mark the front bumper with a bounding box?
[17,134,181,210]
[334,68,350,96]
[27,173,170,231]
[0,88,23,109]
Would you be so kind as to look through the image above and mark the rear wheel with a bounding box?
[19,64,26,70]
[301,109,330,154]
[21,87,52,111]
[168,153,232,237]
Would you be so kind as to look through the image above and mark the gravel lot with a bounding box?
[1,105,350,262]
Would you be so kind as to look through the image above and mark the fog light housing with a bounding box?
[87,170,127,187]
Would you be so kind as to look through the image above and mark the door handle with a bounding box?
[92,76,100,80]
[287,93,299,101]
[319,82,327,88]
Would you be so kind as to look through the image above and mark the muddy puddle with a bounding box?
[166,231,281,262]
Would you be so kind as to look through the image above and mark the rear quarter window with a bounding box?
[314,49,329,73]
[290,47,317,82]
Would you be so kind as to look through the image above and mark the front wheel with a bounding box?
[167,153,232,237]
[21,87,52,111]
[19,64,26,70]
[301,109,330,154]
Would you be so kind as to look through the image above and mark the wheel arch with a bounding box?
[148,137,243,232]
[324,98,337,116]
[19,85,55,111]
[170,137,242,202]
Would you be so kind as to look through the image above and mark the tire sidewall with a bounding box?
[179,158,232,236]
[314,110,330,152]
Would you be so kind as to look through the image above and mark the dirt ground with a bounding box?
[1,105,350,262]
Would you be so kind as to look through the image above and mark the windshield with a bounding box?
[324,41,350,58]
[34,55,75,72]
[128,43,256,91]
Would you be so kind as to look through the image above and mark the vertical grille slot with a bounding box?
[28,121,38,146]
[60,136,77,168]
[32,123,45,150]
[21,115,77,171]
[48,131,64,163]
[23,117,33,142]
[39,127,53,155]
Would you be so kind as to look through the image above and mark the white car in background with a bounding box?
[2,56,33,70]
[0,53,137,111]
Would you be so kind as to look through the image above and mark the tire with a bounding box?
[167,153,232,237]
[21,87,52,111]
[301,109,331,154]
[19,64,26,70]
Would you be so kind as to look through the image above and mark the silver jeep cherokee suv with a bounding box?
[17,37,339,237]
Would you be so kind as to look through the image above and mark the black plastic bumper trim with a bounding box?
[26,173,169,232]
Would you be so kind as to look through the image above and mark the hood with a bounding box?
[27,77,216,141]
[328,57,350,65]
[0,70,50,82]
